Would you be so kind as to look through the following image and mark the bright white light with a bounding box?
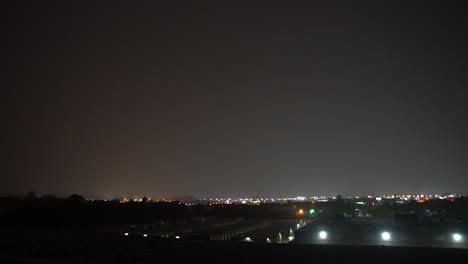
[319,231,327,239]
[124,232,129,236]
[143,234,148,237]
[453,233,462,242]
[381,232,391,241]
[175,236,180,239]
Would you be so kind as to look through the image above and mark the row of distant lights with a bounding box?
[124,233,180,239]
[317,231,463,242]
[123,231,463,243]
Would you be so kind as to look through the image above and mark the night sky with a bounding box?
[6,2,468,198]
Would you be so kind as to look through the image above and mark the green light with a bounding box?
[310,209,315,214]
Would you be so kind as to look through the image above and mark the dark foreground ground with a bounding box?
[2,197,468,263]
[2,235,468,264]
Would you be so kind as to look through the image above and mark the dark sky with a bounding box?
[6,2,468,198]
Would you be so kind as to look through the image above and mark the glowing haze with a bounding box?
[6,3,468,198]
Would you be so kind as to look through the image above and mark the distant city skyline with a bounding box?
[13,191,466,202]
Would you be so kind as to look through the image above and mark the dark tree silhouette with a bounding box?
[67,194,86,205]
[27,190,36,199]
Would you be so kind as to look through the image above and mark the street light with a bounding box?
[319,231,327,239]
[381,232,391,241]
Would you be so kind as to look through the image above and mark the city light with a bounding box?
[319,231,327,239]
[453,233,462,242]
[175,236,180,239]
[143,234,148,237]
[381,232,391,241]
[124,232,129,236]
[87,193,464,205]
